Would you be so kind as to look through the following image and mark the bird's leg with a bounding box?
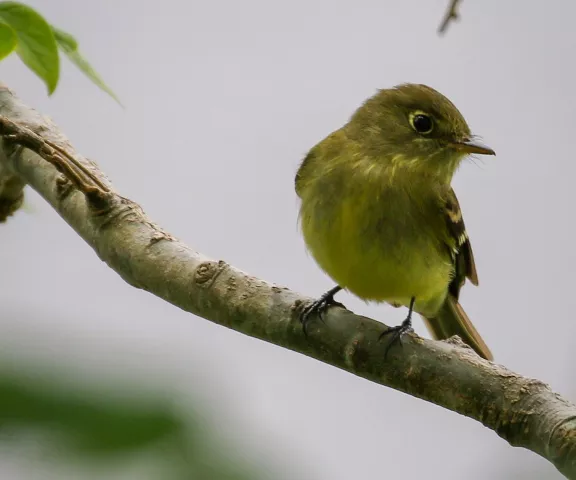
[379,296,416,358]
[300,285,344,336]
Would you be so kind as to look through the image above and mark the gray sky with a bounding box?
[1,0,574,478]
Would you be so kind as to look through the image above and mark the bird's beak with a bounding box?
[450,138,495,156]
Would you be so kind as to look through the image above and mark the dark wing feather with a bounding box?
[423,188,491,360]
[443,188,479,300]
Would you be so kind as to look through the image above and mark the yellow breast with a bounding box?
[299,182,452,312]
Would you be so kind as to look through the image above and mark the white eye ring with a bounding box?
[409,110,434,134]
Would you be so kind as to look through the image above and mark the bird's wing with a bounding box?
[443,187,479,300]
[295,149,316,198]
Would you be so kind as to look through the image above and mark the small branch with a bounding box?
[1,83,576,478]
[0,110,112,218]
[438,0,462,35]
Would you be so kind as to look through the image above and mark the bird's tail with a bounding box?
[421,296,493,360]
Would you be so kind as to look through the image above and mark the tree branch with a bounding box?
[0,83,575,478]
[438,0,462,35]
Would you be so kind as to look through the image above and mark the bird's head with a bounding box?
[345,83,495,182]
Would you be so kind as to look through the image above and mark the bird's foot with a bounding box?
[300,286,343,336]
[379,316,414,359]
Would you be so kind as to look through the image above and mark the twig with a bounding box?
[1,84,576,478]
[438,0,462,35]
[0,114,111,210]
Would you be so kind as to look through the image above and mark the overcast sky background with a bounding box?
[1,0,574,478]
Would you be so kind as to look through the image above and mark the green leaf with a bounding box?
[0,370,263,478]
[0,374,183,455]
[53,26,122,106]
[51,25,77,51]
[0,21,16,60]
[0,2,59,94]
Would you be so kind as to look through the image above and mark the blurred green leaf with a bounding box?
[0,375,183,455]
[53,25,122,105]
[51,25,77,50]
[0,21,16,60]
[0,2,59,94]
[0,370,262,479]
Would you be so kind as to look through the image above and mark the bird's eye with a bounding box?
[409,112,434,134]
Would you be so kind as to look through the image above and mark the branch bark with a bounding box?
[0,84,575,478]
[439,0,462,34]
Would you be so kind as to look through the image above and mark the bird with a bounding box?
[295,83,494,360]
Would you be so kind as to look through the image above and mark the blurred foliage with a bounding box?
[0,1,119,102]
[0,370,260,479]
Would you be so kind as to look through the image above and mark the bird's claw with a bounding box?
[379,317,414,359]
[300,290,343,336]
